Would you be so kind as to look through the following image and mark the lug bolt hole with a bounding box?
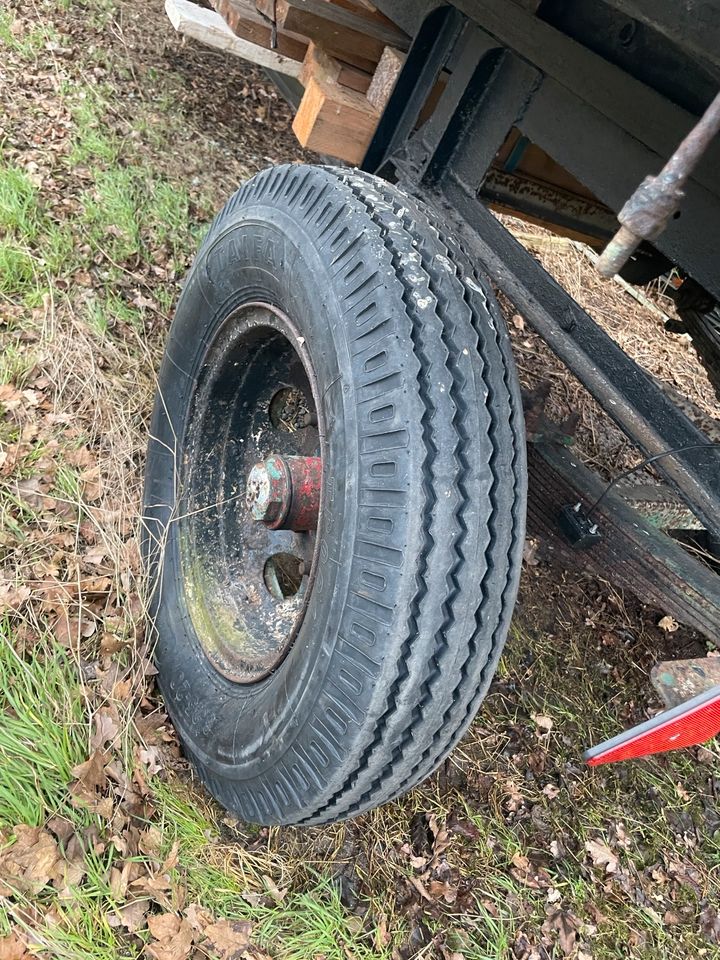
[269,387,310,432]
[263,553,304,600]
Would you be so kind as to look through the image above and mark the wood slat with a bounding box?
[211,0,308,60]
[165,0,303,76]
[257,0,408,67]
[293,44,380,161]
[365,45,404,112]
[301,42,372,94]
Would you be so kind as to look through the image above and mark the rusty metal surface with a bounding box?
[481,168,618,243]
[651,657,720,708]
[246,454,322,531]
[598,89,720,276]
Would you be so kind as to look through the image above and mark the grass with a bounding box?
[0,628,86,828]
[0,1,719,958]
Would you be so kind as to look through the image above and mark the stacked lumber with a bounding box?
[165,0,410,163]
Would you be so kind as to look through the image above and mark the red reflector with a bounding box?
[585,684,720,766]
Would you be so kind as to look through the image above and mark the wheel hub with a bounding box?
[246,454,322,531]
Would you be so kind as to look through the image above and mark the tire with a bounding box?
[143,164,526,825]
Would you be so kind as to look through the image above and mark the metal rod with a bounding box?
[597,89,720,277]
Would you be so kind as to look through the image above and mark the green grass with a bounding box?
[0,627,87,827]
[0,164,41,241]
[0,159,76,301]
[256,884,392,960]
[0,9,55,57]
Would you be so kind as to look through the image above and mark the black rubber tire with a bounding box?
[677,304,720,403]
[143,164,526,825]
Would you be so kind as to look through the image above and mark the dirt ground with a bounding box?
[2,2,720,959]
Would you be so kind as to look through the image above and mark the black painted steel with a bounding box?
[361,5,465,175]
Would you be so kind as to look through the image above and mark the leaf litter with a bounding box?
[1,1,720,958]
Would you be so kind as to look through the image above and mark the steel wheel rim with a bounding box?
[178,302,324,683]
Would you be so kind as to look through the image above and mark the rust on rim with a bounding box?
[246,454,322,531]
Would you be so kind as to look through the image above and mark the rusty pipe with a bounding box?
[597,89,720,278]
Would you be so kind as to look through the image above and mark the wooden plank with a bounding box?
[257,0,409,65]
[318,0,398,27]
[212,0,308,60]
[165,0,303,76]
[300,42,371,94]
[292,70,380,162]
[365,45,404,111]
[526,441,720,644]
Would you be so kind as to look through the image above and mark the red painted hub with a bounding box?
[246,454,322,532]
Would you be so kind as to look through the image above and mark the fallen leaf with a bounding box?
[700,905,720,943]
[110,899,149,932]
[184,902,214,932]
[427,878,458,904]
[531,713,553,733]
[72,750,108,792]
[91,705,120,750]
[585,838,618,874]
[146,914,193,960]
[0,931,30,960]
[0,826,61,896]
[203,919,253,959]
[543,910,579,956]
[138,746,163,777]
[510,851,551,889]
[262,874,287,904]
[0,581,31,613]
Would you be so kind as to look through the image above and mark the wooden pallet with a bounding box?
[165,0,409,163]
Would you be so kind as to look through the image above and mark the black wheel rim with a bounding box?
[179,302,323,683]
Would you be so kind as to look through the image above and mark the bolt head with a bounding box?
[246,458,289,524]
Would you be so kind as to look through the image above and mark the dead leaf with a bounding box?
[72,750,108,792]
[700,905,720,943]
[0,931,30,960]
[203,919,253,959]
[91,705,120,750]
[110,899,150,932]
[0,826,61,896]
[427,878,458,904]
[531,713,553,733]
[543,910,579,956]
[184,903,214,932]
[510,851,551,889]
[0,581,31,613]
[146,914,194,960]
[138,746,163,776]
[585,838,618,874]
[262,874,287,904]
